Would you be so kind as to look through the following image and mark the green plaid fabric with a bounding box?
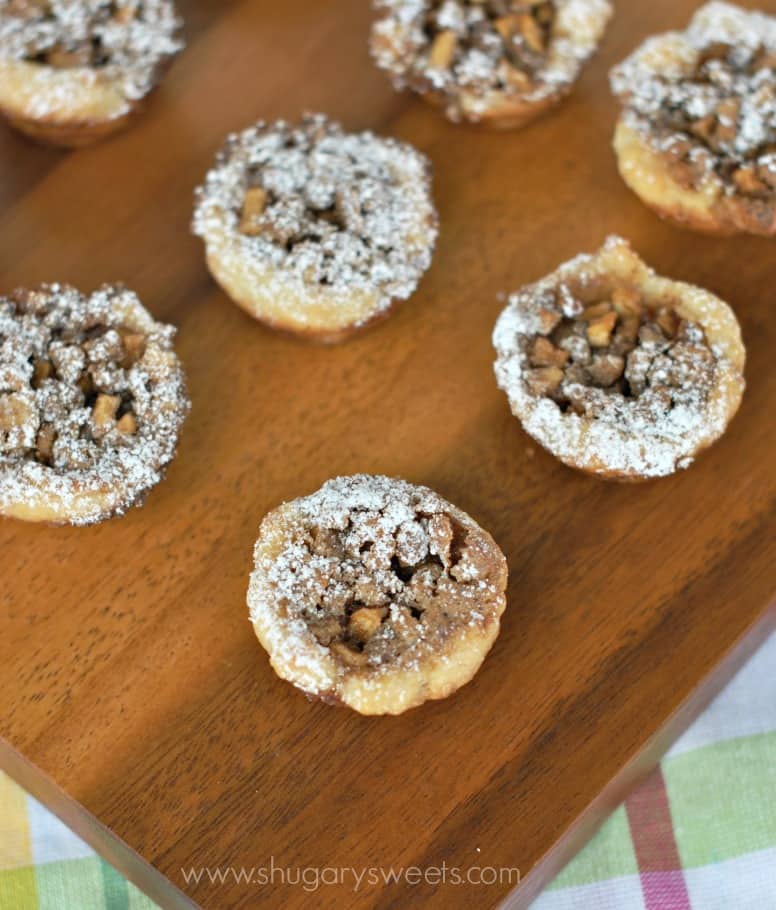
[2,633,774,910]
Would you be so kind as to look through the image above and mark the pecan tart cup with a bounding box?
[370,0,612,128]
[193,114,438,344]
[0,284,189,524]
[0,0,183,147]
[493,237,746,481]
[610,2,776,237]
[248,475,508,715]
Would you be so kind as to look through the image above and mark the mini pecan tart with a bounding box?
[248,475,508,715]
[370,0,612,128]
[0,284,189,524]
[193,114,438,343]
[610,2,776,237]
[0,0,183,147]
[492,237,746,481]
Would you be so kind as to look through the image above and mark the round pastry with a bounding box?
[0,0,183,147]
[610,2,776,237]
[492,236,746,481]
[0,284,189,524]
[370,0,612,128]
[192,114,438,344]
[247,474,508,715]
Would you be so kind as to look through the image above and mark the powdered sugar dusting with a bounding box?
[610,2,776,197]
[492,236,745,479]
[0,284,189,524]
[0,0,183,117]
[192,114,438,322]
[247,475,507,694]
[370,0,612,122]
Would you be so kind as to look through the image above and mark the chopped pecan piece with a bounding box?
[580,301,613,321]
[529,336,569,367]
[239,187,269,236]
[429,30,457,69]
[349,607,385,643]
[733,166,768,196]
[117,412,138,435]
[32,359,53,388]
[612,287,643,317]
[120,332,146,368]
[526,365,564,395]
[92,393,120,430]
[588,353,625,386]
[586,311,618,347]
[36,424,56,463]
[536,306,562,334]
[656,308,680,337]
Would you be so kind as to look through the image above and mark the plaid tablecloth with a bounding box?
[2,631,774,910]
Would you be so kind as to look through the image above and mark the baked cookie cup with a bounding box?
[370,0,612,128]
[0,0,183,147]
[248,475,508,715]
[493,236,746,481]
[0,284,189,525]
[610,2,776,237]
[193,114,438,344]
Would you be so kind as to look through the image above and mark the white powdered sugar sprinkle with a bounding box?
[192,114,438,319]
[492,236,745,479]
[370,0,612,121]
[0,284,189,524]
[248,475,506,689]
[0,0,183,112]
[610,2,775,195]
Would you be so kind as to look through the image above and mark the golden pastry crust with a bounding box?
[0,284,189,525]
[248,475,508,715]
[193,115,438,343]
[0,1,182,147]
[610,2,776,237]
[370,0,612,128]
[492,236,746,481]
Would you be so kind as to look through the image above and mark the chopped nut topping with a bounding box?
[369,0,613,126]
[429,29,458,69]
[526,365,563,395]
[238,186,268,236]
[117,412,138,435]
[92,393,120,430]
[35,424,56,463]
[194,114,437,309]
[0,0,184,100]
[611,4,776,200]
[516,281,717,417]
[120,332,146,367]
[493,236,744,481]
[0,285,190,525]
[349,607,386,643]
[529,336,569,367]
[251,476,506,672]
[31,358,53,388]
[586,310,617,347]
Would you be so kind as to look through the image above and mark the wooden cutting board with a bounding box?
[1,1,774,907]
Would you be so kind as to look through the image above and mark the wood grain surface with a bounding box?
[1,1,775,908]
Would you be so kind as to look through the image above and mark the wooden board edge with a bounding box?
[0,740,198,910]
[497,599,776,910]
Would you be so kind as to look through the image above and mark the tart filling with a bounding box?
[193,114,438,340]
[493,236,746,480]
[610,2,776,233]
[248,475,508,714]
[370,0,612,124]
[0,0,183,120]
[0,284,189,524]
